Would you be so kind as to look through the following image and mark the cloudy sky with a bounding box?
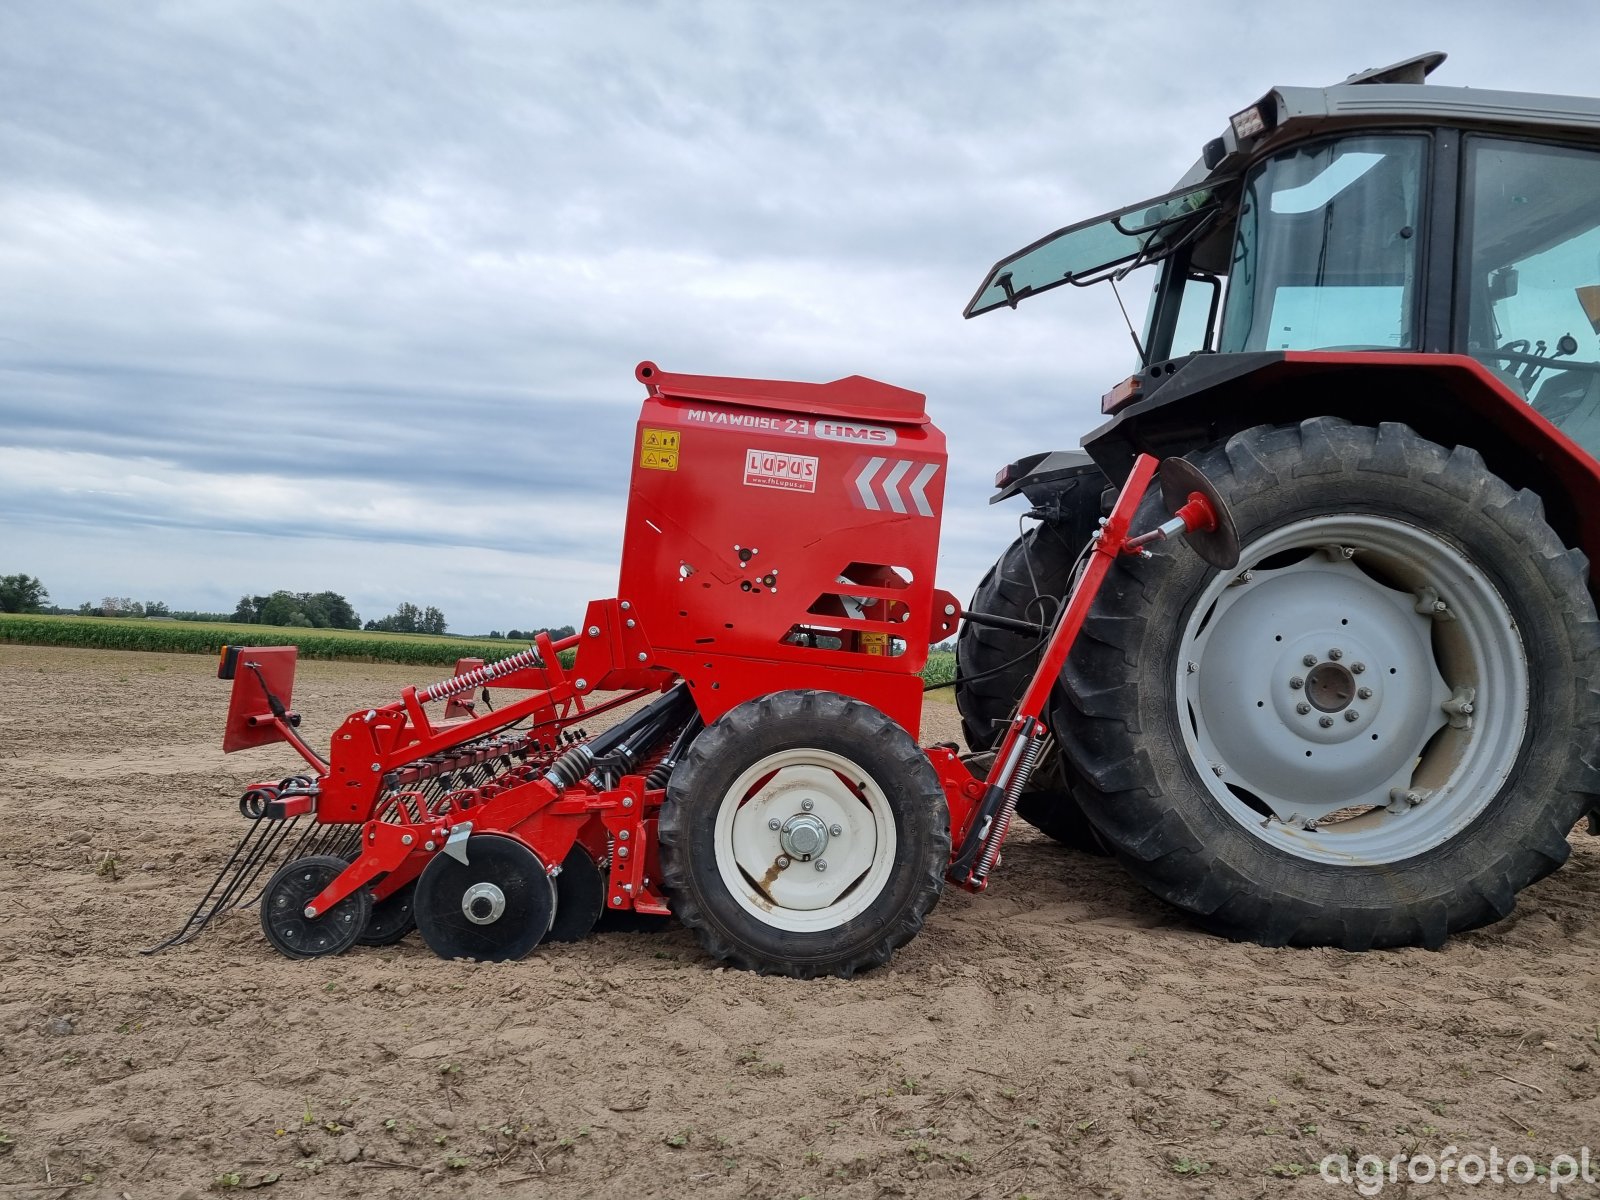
[3,1,1597,635]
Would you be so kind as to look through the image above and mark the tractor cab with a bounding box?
[969,52,1600,462]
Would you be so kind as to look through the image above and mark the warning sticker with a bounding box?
[743,448,818,493]
[639,427,680,471]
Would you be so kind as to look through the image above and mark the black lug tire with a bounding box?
[260,854,373,960]
[658,690,949,979]
[356,879,417,947]
[413,834,555,963]
[1055,418,1600,950]
[545,845,606,943]
[957,513,1110,856]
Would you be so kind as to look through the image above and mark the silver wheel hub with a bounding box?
[1180,514,1528,864]
[778,813,830,859]
[462,881,507,925]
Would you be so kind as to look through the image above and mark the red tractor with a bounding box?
[157,53,1599,971]
[956,51,1600,950]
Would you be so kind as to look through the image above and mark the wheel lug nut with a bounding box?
[768,817,781,830]
[815,859,828,872]
[1345,710,1360,722]
[801,799,814,812]
[1319,716,1334,728]
[1296,702,1311,715]
[776,855,791,869]
[1357,687,1372,700]
[1351,662,1366,674]
[1303,654,1318,667]
[1328,648,1343,661]
[829,824,842,837]
[1289,676,1304,690]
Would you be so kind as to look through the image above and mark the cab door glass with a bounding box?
[1463,136,1600,455]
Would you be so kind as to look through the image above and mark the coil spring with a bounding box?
[973,735,1044,880]
[417,645,544,703]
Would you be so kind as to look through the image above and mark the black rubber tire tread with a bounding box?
[658,690,949,979]
[956,510,1110,855]
[1054,418,1600,950]
[260,854,373,960]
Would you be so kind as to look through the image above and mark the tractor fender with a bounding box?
[989,449,1109,522]
[1082,350,1600,583]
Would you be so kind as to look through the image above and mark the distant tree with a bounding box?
[300,590,359,630]
[232,595,264,623]
[0,574,49,613]
[367,601,440,634]
[100,597,143,618]
[505,629,522,640]
[286,612,314,628]
[256,591,302,627]
[488,630,503,640]
[144,600,171,618]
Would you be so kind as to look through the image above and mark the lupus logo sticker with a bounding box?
[743,448,818,493]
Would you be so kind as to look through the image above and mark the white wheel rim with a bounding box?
[714,747,896,933]
[1178,514,1529,865]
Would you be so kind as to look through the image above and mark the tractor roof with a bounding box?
[1176,51,1600,192]
[966,52,1600,319]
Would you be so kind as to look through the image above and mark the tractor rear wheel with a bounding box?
[1056,419,1600,949]
[957,515,1108,855]
[659,690,948,978]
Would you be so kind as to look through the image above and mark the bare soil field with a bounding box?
[2,644,1597,1200]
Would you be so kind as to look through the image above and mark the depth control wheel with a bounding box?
[260,854,372,959]
[659,690,949,978]
[413,835,555,962]
[357,879,418,947]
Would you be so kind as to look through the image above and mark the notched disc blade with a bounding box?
[1159,457,1241,570]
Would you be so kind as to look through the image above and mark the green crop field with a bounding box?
[0,613,519,667]
[0,613,963,686]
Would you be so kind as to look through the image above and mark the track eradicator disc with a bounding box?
[414,834,556,962]
[546,845,606,944]
[260,855,373,959]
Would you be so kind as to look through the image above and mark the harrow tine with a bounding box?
[142,814,302,953]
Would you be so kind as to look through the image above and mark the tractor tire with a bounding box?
[1055,418,1600,949]
[658,690,949,978]
[957,508,1110,855]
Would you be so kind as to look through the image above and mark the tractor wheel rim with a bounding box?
[716,747,895,932]
[1178,513,1528,865]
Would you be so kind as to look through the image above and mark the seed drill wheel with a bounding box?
[357,879,418,947]
[413,834,555,962]
[260,855,373,959]
[545,845,606,943]
[1056,420,1600,949]
[659,690,949,979]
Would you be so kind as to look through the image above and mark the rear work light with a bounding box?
[1101,375,1143,414]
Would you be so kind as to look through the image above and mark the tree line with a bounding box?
[3,572,566,642]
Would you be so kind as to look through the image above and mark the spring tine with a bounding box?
[142,815,299,952]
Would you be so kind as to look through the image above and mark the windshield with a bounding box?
[965,182,1226,318]
[1462,136,1600,454]
[1218,135,1426,352]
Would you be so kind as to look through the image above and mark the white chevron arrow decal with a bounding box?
[850,458,941,517]
[855,457,887,510]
